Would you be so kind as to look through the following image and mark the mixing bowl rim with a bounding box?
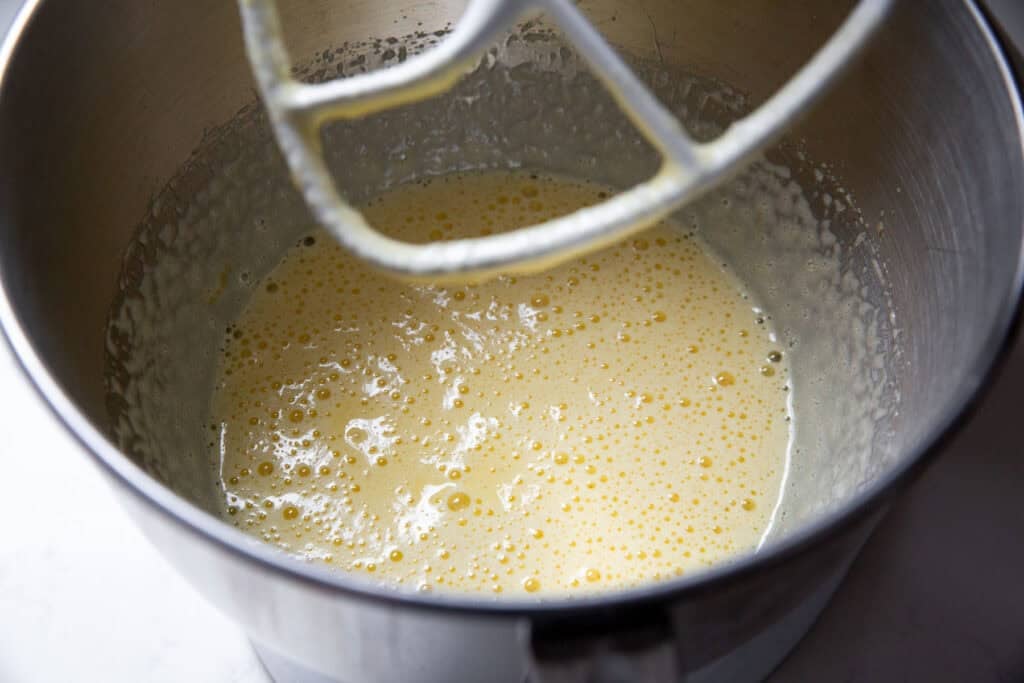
[1,0,1021,619]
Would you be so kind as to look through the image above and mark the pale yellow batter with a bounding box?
[212,171,791,596]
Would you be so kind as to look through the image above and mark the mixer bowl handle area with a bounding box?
[237,0,893,281]
[525,614,681,683]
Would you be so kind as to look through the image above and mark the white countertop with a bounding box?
[2,1,1024,681]
[0,346,269,682]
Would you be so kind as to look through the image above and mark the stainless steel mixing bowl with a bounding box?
[0,1,1022,681]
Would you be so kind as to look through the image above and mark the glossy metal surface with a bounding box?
[0,1,1022,682]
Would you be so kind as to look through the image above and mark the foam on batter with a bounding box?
[211,171,791,596]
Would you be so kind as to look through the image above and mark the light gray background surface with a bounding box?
[1,1,1022,680]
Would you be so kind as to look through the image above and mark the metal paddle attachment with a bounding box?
[238,0,892,280]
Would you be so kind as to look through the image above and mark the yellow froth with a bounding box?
[212,171,791,596]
